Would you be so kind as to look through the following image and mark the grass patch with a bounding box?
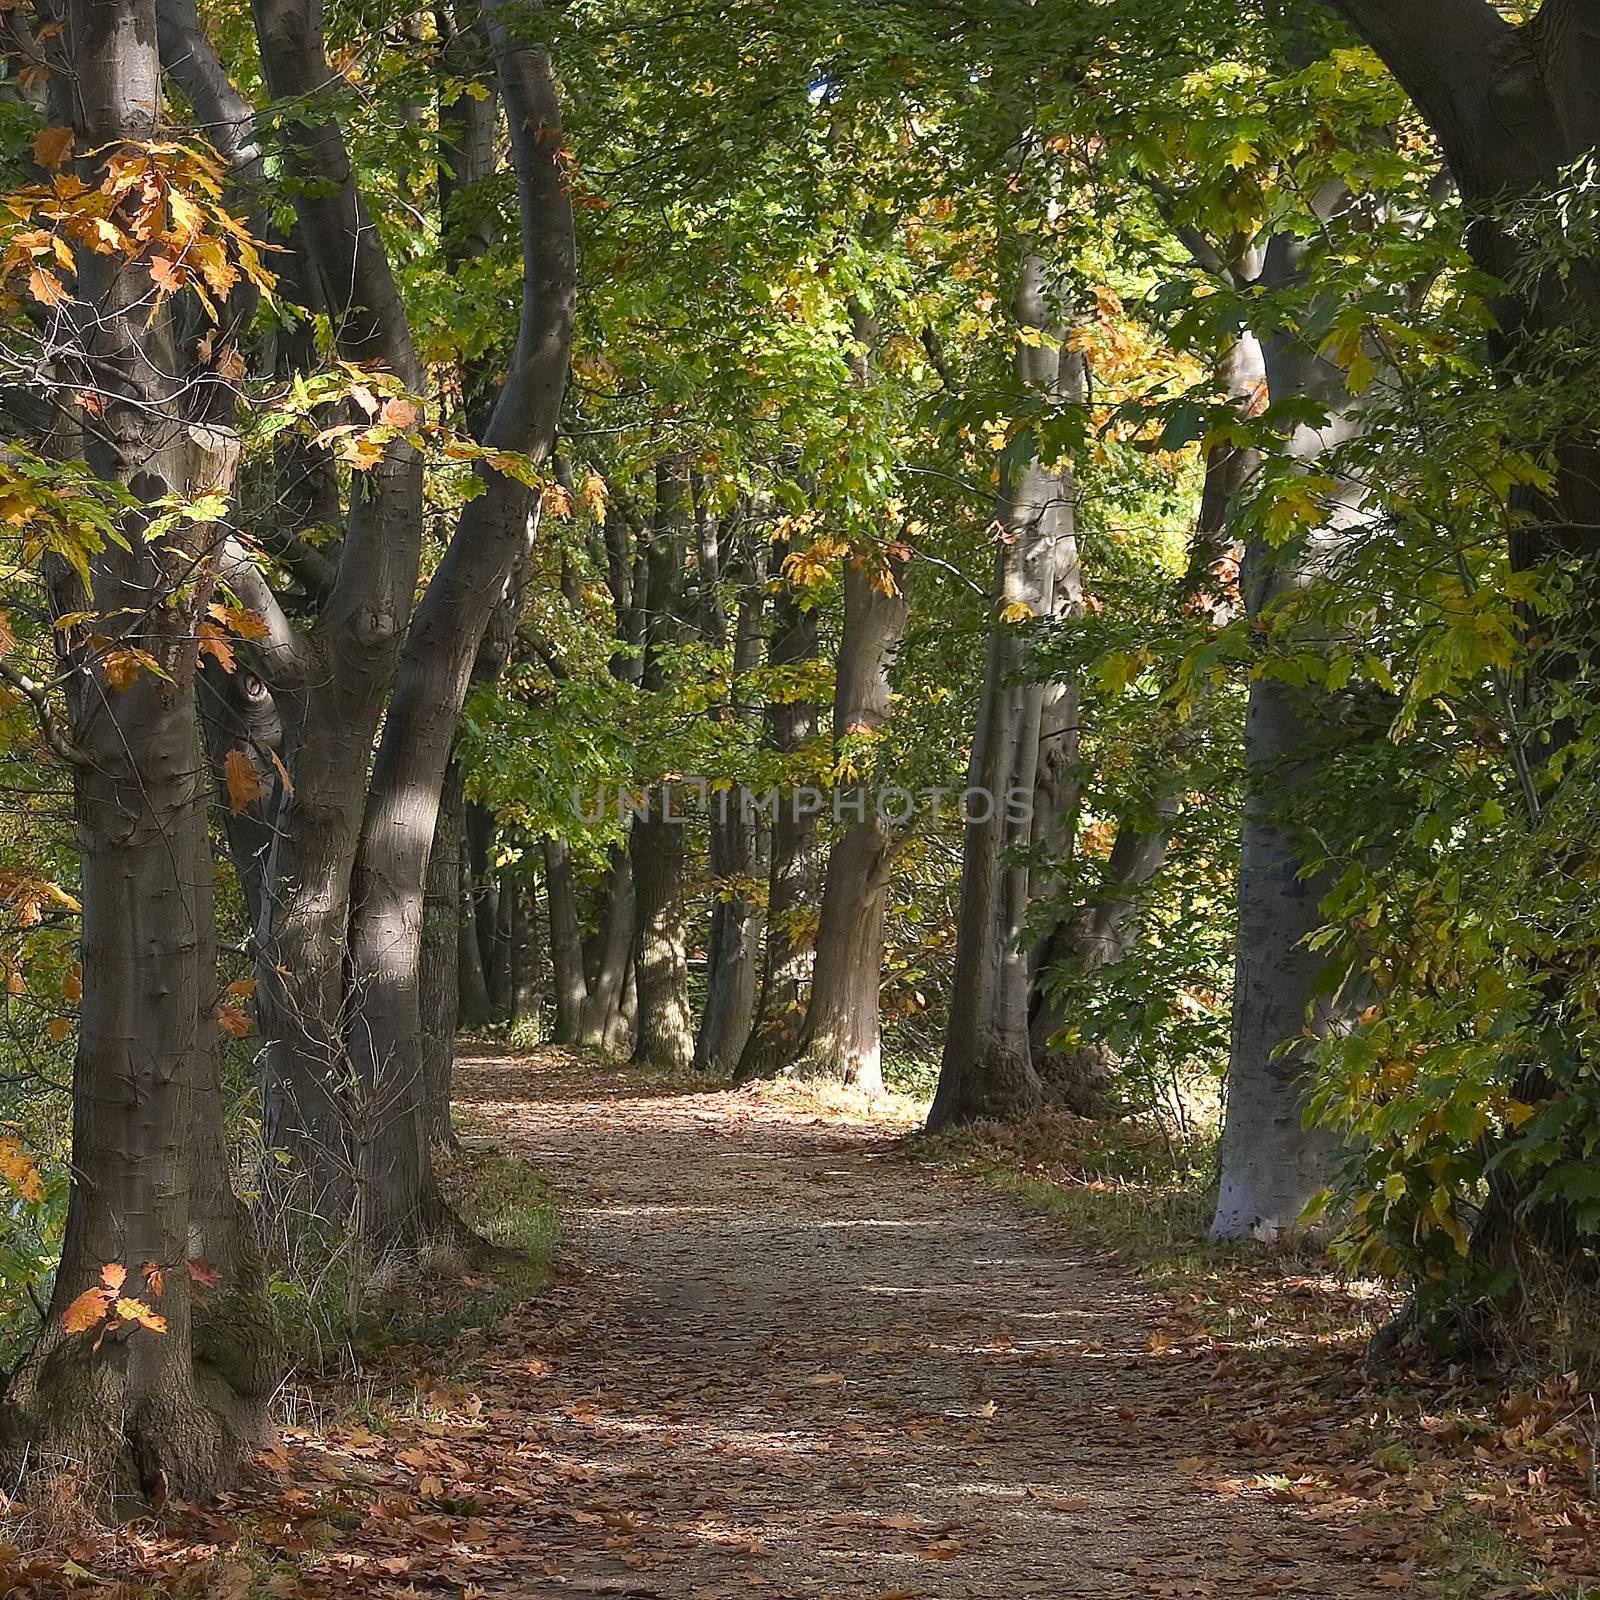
[274,1137,562,1369]
[916,1106,1221,1271]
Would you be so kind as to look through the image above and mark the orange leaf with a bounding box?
[45,1016,71,1044]
[223,747,261,814]
[61,1285,113,1334]
[216,1001,252,1038]
[28,266,68,308]
[199,622,236,672]
[100,1262,126,1291]
[148,255,185,292]
[0,1134,44,1203]
[32,125,74,168]
[379,397,416,428]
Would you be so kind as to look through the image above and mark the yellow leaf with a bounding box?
[114,1296,168,1333]
[0,1134,44,1203]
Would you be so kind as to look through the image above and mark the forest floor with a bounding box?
[9,1046,1600,1598]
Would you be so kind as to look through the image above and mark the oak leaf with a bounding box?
[61,1285,113,1333]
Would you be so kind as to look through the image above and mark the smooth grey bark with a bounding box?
[577,846,635,1051]
[631,460,696,1071]
[459,801,496,1028]
[736,530,823,1081]
[694,514,768,1076]
[1029,330,1264,1114]
[782,559,909,1093]
[1211,210,1369,1243]
[928,250,1080,1131]
[545,837,587,1044]
[511,880,542,1022]
[421,764,465,1148]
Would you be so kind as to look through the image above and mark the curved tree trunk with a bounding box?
[578,847,635,1050]
[630,797,694,1070]
[694,513,767,1076]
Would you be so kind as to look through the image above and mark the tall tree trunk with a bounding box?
[338,21,574,1255]
[249,0,427,1231]
[512,880,542,1023]
[488,866,517,1018]
[928,249,1078,1131]
[782,560,909,1092]
[421,763,465,1148]
[631,460,695,1071]
[1211,217,1367,1242]
[1029,330,1263,1114]
[578,846,635,1051]
[544,836,587,1044]
[457,830,496,1029]
[2,0,271,1499]
[694,514,767,1076]
[737,531,823,1081]
[631,796,694,1070]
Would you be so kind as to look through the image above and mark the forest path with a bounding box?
[383,1047,1407,1600]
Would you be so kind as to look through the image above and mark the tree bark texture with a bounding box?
[928,249,1080,1131]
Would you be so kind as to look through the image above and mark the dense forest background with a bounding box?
[3,0,1600,1589]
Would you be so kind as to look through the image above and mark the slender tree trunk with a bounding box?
[512,881,542,1023]
[339,22,574,1255]
[489,867,517,1017]
[421,763,465,1148]
[631,796,694,1070]
[737,532,823,1080]
[457,832,495,1029]
[694,516,767,1076]
[578,846,635,1050]
[929,249,1079,1130]
[1029,331,1263,1113]
[631,460,695,1071]
[544,837,587,1044]
[782,561,909,1092]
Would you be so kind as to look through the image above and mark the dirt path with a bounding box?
[315,1048,1396,1600]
